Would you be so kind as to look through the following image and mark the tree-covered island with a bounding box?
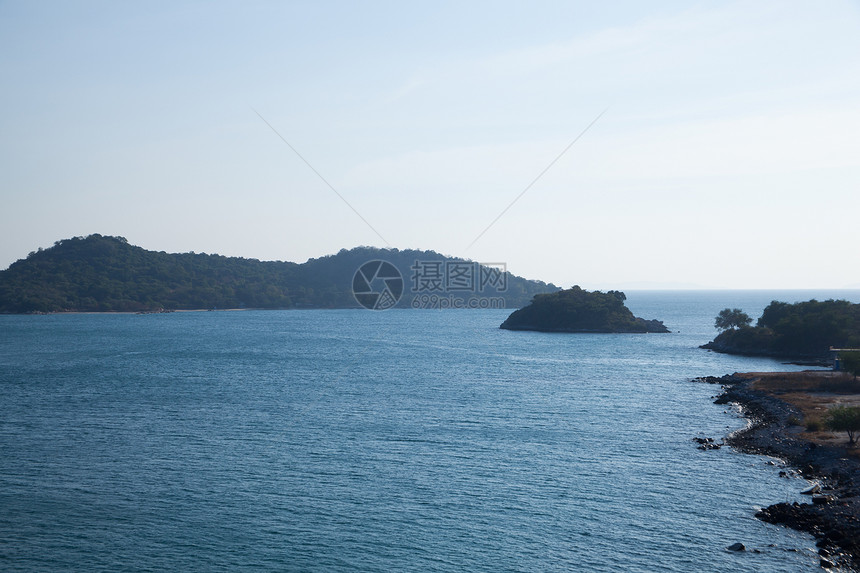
[499,286,670,333]
[0,234,559,313]
[702,299,860,363]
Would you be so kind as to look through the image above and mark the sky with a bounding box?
[1,1,859,289]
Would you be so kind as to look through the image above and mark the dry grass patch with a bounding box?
[747,371,860,394]
[738,371,860,454]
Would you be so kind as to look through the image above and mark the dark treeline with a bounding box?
[0,234,558,313]
[703,299,860,361]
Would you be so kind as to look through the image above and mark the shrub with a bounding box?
[805,418,822,432]
[824,405,860,444]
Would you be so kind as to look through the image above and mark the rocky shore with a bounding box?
[697,373,860,571]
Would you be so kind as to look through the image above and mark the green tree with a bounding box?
[838,351,860,381]
[715,308,752,331]
[824,405,860,445]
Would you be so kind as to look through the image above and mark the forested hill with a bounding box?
[0,234,559,313]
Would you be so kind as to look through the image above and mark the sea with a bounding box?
[2,290,860,572]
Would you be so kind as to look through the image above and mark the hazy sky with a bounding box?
[1,1,859,289]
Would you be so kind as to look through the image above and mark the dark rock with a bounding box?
[727,542,746,552]
[692,375,734,385]
[697,441,722,451]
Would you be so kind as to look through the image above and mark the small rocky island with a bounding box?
[500,286,670,333]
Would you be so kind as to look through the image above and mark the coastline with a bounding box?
[699,372,860,570]
[2,308,283,315]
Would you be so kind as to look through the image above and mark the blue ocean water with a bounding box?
[1,290,859,572]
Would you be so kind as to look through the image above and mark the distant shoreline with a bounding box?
[0,307,521,316]
[1,308,259,315]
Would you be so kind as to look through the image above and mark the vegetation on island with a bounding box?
[702,299,860,362]
[499,286,670,333]
[0,234,559,313]
[714,308,752,331]
[839,351,860,380]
